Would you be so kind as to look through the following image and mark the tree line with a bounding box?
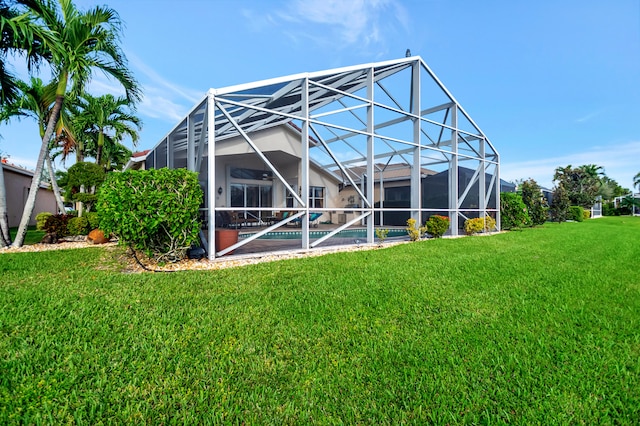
[506,165,640,227]
[0,0,141,248]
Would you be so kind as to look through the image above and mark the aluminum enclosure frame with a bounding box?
[142,57,500,260]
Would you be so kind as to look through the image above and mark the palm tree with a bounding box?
[579,164,605,180]
[73,93,141,168]
[9,0,140,247]
[0,0,28,106]
[1,0,47,247]
[634,172,640,192]
[5,76,66,211]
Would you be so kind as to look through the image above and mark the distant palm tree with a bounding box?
[634,171,640,192]
[73,93,141,168]
[579,164,605,180]
[9,0,141,247]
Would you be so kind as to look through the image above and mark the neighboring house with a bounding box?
[1,159,57,227]
[127,56,500,259]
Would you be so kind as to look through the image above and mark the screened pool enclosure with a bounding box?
[137,57,500,259]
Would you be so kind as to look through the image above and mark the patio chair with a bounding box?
[289,212,322,228]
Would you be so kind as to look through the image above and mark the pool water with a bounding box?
[239,228,406,240]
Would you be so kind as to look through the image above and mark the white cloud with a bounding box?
[575,110,603,123]
[501,141,640,189]
[127,52,202,104]
[274,0,408,48]
[137,89,189,122]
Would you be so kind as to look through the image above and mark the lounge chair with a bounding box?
[289,212,322,228]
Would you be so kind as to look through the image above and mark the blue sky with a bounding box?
[1,0,639,190]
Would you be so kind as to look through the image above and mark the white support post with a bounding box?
[411,60,421,224]
[479,139,486,226]
[206,91,217,260]
[301,77,310,250]
[366,67,374,244]
[449,104,459,236]
[379,168,385,227]
[187,114,195,171]
[167,134,174,169]
[495,154,501,231]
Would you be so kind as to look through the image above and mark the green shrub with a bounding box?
[375,228,389,244]
[84,212,100,230]
[98,168,203,262]
[67,216,90,235]
[464,215,497,235]
[406,218,426,241]
[485,215,497,231]
[425,214,450,238]
[569,206,585,222]
[500,192,530,229]
[550,184,570,222]
[464,217,484,235]
[519,178,548,226]
[583,209,591,220]
[43,214,71,237]
[603,202,616,216]
[35,212,54,231]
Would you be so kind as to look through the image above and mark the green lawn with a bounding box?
[1,217,639,424]
[8,226,45,245]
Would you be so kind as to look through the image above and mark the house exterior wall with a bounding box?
[2,164,57,227]
[204,125,340,224]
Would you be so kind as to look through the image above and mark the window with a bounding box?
[285,185,324,208]
[230,167,272,181]
[310,186,324,208]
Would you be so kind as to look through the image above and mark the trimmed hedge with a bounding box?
[425,214,450,238]
[35,212,53,231]
[67,216,90,236]
[569,206,585,222]
[97,168,203,262]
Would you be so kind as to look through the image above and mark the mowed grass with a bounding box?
[0,217,639,424]
[9,226,45,245]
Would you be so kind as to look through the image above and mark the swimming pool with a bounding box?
[239,228,407,240]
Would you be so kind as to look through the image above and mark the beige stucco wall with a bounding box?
[2,166,58,227]
[210,125,341,224]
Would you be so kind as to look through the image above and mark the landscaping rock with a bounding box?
[41,232,58,244]
[87,229,109,244]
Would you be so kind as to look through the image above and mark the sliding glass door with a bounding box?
[230,183,273,222]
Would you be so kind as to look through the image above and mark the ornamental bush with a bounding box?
[519,178,548,226]
[569,205,584,222]
[485,215,497,232]
[500,192,529,229]
[464,215,497,235]
[84,212,100,230]
[406,218,426,241]
[67,216,90,235]
[464,217,484,235]
[97,168,203,262]
[425,214,450,238]
[43,214,72,237]
[35,212,53,231]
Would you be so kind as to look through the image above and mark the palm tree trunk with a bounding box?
[0,161,12,247]
[46,152,65,213]
[12,94,64,247]
[95,132,104,166]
